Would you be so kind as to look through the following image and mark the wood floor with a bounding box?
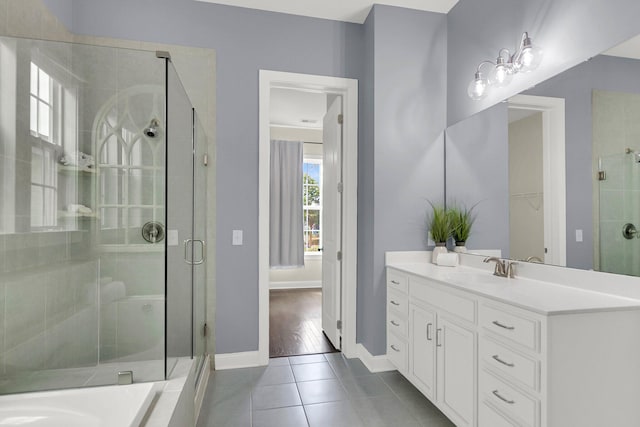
[269,288,338,358]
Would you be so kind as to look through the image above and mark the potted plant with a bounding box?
[449,203,476,253]
[427,202,452,263]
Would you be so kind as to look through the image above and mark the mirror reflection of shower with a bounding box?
[625,147,640,163]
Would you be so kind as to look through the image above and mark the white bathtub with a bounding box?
[0,382,157,427]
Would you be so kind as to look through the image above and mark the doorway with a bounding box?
[508,94,566,266]
[258,71,358,365]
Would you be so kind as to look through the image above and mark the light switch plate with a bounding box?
[232,229,243,246]
[168,229,179,246]
[427,232,435,247]
[576,229,583,242]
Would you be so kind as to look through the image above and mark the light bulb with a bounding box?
[515,33,543,72]
[467,72,488,100]
[489,62,513,87]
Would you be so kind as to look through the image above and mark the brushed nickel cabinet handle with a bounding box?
[492,320,515,330]
[390,320,400,326]
[492,390,515,405]
[436,328,442,347]
[390,300,400,306]
[391,280,400,284]
[390,345,400,352]
[426,323,433,341]
[492,354,515,368]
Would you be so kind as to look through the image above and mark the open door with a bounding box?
[322,97,343,350]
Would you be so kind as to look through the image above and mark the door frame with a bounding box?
[508,94,566,266]
[258,70,358,364]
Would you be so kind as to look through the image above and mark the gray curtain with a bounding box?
[270,140,304,268]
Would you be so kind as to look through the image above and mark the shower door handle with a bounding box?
[193,240,206,265]
[184,239,194,265]
[184,239,206,265]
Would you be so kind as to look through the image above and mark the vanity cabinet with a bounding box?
[388,271,476,427]
[387,265,640,427]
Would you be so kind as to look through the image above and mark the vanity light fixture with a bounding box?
[468,32,543,100]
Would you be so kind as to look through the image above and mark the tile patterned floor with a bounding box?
[197,353,455,427]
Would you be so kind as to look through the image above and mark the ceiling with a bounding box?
[270,88,327,129]
[194,0,459,24]
[603,34,640,60]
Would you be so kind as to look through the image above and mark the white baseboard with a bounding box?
[214,351,265,370]
[356,343,395,373]
[269,280,322,290]
[194,355,210,421]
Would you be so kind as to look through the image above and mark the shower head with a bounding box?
[144,118,160,138]
[626,148,640,163]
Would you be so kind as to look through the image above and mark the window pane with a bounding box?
[31,185,43,227]
[38,101,51,138]
[30,63,38,95]
[307,163,320,182]
[39,68,50,102]
[43,188,56,226]
[30,96,38,134]
[31,147,43,184]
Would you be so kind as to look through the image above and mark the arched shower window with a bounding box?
[92,85,165,247]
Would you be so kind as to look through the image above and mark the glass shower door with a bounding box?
[193,112,208,381]
[598,152,640,276]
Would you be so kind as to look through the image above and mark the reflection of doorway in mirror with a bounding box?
[508,95,566,266]
[593,90,640,276]
[508,111,545,262]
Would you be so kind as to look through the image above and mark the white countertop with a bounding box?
[387,261,640,315]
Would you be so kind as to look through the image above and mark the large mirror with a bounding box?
[446,33,640,277]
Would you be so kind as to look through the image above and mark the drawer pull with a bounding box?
[390,345,401,352]
[390,280,400,284]
[390,320,400,326]
[492,354,515,368]
[426,323,433,341]
[390,300,400,306]
[492,390,515,405]
[492,320,515,330]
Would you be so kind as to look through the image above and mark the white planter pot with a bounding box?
[432,245,448,263]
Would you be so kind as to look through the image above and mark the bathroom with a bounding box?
[3,0,640,426]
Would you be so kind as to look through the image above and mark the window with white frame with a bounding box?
[29,62,64,228]
[303,157,322,253]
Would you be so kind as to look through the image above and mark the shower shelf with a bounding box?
[58,211,98,219]
[57,165,97,174]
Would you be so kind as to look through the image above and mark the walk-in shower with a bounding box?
[597,148,640,276]
[0,35,208,395]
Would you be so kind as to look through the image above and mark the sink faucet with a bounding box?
[483,257,517,278]
[525,256,543,263]
[484,257,506,277]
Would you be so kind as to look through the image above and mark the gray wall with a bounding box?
[359,5,447,355]
[41,0,73,30]
[447,0,640,126]
[445,103,509,254]
[65,0,364,354]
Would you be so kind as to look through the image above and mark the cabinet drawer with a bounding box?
[387,270,408,294]
[388,290,409,317]
[410,277,475,324]
[387,311,408,338]
[480,370,538,427]
[479,304,539,351]
[480,338,538,390]
[387,333,407,373]
[479,401,519,427]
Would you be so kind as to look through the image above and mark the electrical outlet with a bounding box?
[576,229,583,242]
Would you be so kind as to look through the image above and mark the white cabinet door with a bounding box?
[438,317,475,427]
[410,304,436,400]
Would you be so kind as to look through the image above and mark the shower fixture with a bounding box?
[625,148,640,163]
[144,118,160,138]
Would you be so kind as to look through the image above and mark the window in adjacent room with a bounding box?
[303,157,322,253]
